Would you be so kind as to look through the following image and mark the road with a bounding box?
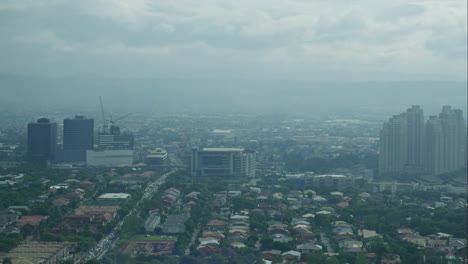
[77,169,178,263]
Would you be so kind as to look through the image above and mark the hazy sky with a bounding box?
[1,0,466,81]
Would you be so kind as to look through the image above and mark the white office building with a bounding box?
[86,149,134,167]
[190,148,256,178]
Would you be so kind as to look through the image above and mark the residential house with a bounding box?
[426,239,447,249]
[16,215,47,227]
[449,238,466,251]
[262,250,282,261]
[381,255,401,264]
[339,239,364,253]
[206,219,226,232]
[296,243,322,254]
[282,250,301,261]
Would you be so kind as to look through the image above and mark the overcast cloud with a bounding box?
[0,0,466,81]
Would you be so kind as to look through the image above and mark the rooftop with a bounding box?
[6,242,75,264]
[97,193,131,199]
[201,148,245,152]
[313,174,347,178]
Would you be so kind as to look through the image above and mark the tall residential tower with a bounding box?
[379,106,424,175]
[379,113,408,174]
[380,105,467,176]
[424,106,467,175]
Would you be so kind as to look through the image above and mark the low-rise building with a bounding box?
[5,242,76,264]
[122,240,175,257]
[96,193,131,205]
[206,219,226,232]
[161,188,180,207]
[61,205,119,231]
[142,211,161,233]
[282,250,301,261]
[16,215,48,227]
[304,174,359,190]
[296,243,322,254]
[145,148,168,166]
[339,239,364,252]
[86,149,134,167]
[381,254,401,264]
[190,148,256,178]
[161,213,190,234]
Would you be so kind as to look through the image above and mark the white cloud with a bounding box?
[0,0,466,80]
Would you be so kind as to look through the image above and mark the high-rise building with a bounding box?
[27,118,57,166]
[380,105,467,176]
[405,105,425,169]
[379,106,424,175]
[63,116,94,150]
[190,148,256,178]
[424,106,467,175]
[61,116,94,162]
[424,116,440,175]
[379,113,407,174]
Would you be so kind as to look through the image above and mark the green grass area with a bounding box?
[130,235,177,241]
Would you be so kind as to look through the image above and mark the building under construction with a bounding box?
[97,97,134,150]
[84,97,135,167]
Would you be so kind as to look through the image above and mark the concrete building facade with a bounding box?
[304,174,357,191]
[86,149,134,167]
[190,148,256,178]
[380,105,467,176]
[379,106,425,175]
[424,106,467,175]
[379,113,408,174]
[6,242,76,264]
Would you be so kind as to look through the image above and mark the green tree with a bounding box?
[305,252,327,263]
[180,255,200,264]
[325,256,340,264]
[21,224,35,238]
[85,259,100,264]
[356,254,370,264]
[260,238,274,250]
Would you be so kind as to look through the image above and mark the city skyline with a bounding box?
[1,1,467,263]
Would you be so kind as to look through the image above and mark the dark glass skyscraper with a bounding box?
[27,118,57,166]
[63,116,94,150]
[62,115,94,162]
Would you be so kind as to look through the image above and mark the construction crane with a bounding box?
[110,113,132,126]
[109,113,132,135]
[99,96,108,133]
